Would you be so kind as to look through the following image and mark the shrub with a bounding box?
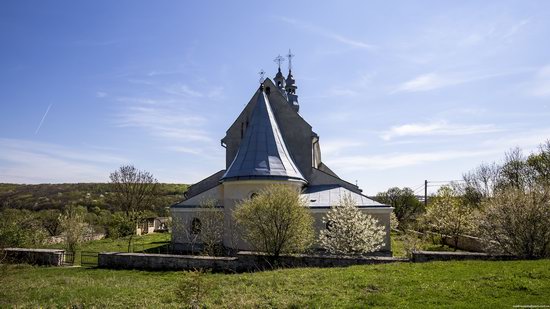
[234,184,314,259]
[319,194,386,255]
[479,186,550,258]
[59,205,87,252]
[422,186,476,250]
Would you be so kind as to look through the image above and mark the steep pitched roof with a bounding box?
[221,85,306,182]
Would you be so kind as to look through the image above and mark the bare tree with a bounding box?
[197,199,224,256]
[109,165,159,252]
[462,162,500,199]
[59,205,86,252]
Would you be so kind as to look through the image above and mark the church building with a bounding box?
[171,55,393,255]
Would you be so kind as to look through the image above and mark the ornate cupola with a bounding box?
[284,50,299,112]
[273,55,286,90]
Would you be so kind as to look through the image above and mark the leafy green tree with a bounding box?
[527,141,550,186]
[38,209,62,236]
[234,184,314,260]
[107,212,134,240]
[0,209,47,248]
[375,187,423,229]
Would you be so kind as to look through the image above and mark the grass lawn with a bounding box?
[1,259,549,308]
[42,233,171,264]
[391,231,458,257]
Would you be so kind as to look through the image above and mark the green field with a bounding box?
[1,259,549,308]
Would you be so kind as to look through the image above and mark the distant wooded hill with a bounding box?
[0,183,188,216]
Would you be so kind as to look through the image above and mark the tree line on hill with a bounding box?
[0,169,187,250]
[0,182,186,215]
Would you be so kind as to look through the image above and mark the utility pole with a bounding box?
[424,180,428,207]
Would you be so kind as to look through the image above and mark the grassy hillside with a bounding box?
[1,259,548,308]
[0,183,188,215]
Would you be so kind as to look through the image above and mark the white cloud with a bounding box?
[527,65,550,97]
[164,84,204,98]
[394,69,529,93]
[325,128,550,173]
[395,73,459,92]
[327,149,497,171]
[96,91,107,98]
[502,19,531,40]
[278,17,376,51]
[381,120,500,140]
[321,139,365,156]
[115,101,212,142]
[0,138,126,183]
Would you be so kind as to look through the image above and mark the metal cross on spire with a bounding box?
[274,55,285,70]
[258,69,265,83]
[286,49,295,72]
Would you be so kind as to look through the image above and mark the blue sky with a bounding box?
[1,1,549,195]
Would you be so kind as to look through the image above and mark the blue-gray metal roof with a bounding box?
[302,185,386,208]
[222,87,306,182]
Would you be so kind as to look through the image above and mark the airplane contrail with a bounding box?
[35,104,52,134]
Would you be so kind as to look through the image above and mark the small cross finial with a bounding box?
[286,49,295,72]
[274,55,285,70]
[258,69,265,83]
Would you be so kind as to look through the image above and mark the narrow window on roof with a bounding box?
[240,123,244,138]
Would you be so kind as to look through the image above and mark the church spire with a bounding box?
[285,49,299,112]
[273,55,285,89]
[285,49,297,95]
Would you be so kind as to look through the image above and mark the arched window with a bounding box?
[326,220,335,232]
[191,218,201,235]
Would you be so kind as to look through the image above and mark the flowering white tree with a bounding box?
[319,194,386,255]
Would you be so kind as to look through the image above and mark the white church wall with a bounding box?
[180,185,223,206]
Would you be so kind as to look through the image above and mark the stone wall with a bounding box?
[98,252,238,272]
[97,251,405,272]
[440,234,485,252]
[2,248,66,266]
[236,251,404,271]
[411,250,516,263]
